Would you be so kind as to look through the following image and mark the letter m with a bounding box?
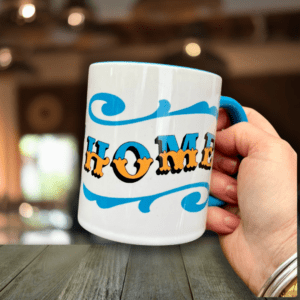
[155,133,198,174]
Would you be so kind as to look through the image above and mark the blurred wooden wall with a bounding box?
[0,74,22,208]
[223,74,300,161]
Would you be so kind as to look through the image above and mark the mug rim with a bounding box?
[90,61,222,80]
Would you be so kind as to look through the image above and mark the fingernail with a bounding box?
[224,216,240,230]
[231,160,237,168]
[225,159,237,173]
[226,184,237,200]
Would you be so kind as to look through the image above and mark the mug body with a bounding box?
[78,62,222,245]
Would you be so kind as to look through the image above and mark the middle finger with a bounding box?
[210,169,238,204]
[213,150,240,175]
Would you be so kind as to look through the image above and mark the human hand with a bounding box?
[206,107,297,295]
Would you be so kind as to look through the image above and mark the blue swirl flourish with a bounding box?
[83,182,209,213]
[88,93,218,126]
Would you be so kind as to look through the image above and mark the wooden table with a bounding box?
[0,231,260,300]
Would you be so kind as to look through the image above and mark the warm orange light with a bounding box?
[0,233,9,244]
[19,202,34,218]
[19,4,36,19]
[68,12,85,27]
[0,48,12,68]
[0,213,8,228]
[185,42,201,57]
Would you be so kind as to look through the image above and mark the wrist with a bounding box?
[249,218,297,294]
[253,222,297,294]
[257,253,297,297]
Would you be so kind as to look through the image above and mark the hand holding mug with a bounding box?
[207,107,297,295]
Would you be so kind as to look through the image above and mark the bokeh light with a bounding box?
[19,4,36,19]
[68,11,85,27]
[0,48,13,68]
[185,42,201,57]
[19,202,34,218]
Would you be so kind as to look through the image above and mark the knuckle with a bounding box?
[233,121,248,131]
[277,139,293,151]
[280,139,297,157]
[263,137,296,160]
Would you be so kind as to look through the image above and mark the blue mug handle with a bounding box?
[208,96,248,207]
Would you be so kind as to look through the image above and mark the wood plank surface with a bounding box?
[121,245,192,300]
[58,244,131,300]
[180,231,257,300]
[0,245,89,300]
[0,245,47,291]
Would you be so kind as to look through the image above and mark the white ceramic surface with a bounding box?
[78,62,222,245]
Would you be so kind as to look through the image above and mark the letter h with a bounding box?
[84,136,110,178]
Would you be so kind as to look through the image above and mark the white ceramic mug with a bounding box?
[78,62,247,245]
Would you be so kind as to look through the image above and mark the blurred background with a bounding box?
[0,0,299,244]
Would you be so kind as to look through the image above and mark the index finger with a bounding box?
[217,107,280,138]
[243,107,280,138]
